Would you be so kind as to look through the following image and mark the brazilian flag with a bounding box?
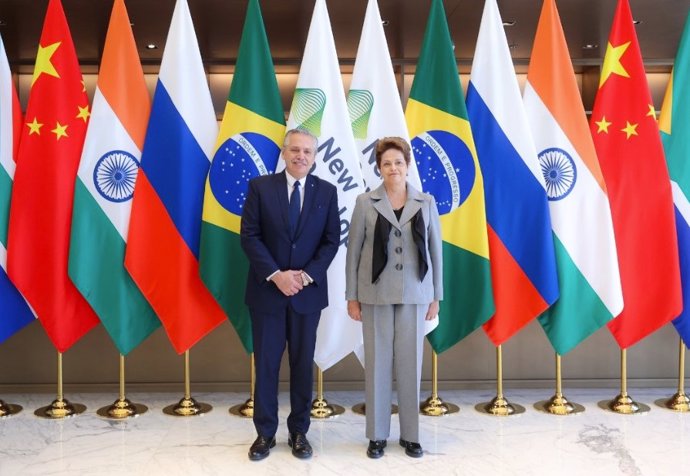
[405,0,494,353]
[199,0,285,353]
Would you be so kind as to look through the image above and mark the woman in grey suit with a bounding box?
[346,137,443,459]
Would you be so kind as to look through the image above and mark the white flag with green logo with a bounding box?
[348,0,436,365]
[283,0,365,370]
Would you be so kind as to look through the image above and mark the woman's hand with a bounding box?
[425,300,439,321]
[347,300,362,321]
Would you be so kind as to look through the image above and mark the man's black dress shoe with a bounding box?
[399,439,423,458]
[248,435,276,461]
[288,432,313,459]
[367,440,387,459]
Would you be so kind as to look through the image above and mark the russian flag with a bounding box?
[467,0,558,345]
[0,33,34,343]
[124,0,225,353]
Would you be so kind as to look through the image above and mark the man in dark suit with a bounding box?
[241,129,340,461]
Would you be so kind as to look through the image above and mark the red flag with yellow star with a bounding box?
[590,0,681,349]
[6,0,98,352]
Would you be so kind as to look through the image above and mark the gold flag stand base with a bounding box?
[230,354,255,418]
[599,349,650,415]
[35,398,86,419]
[163,396,212,417]
[163,351,212,417]
[35,352,86,419]
[0,400,23,418]
[655,339,689,412]
[310,368,344,419]
[598,393,650,414]
[420,395,459,416]
[352,403,398,415]
[476,346,524,416]
[534,394,585,415]
[655,392,690,412]
[475,396,525,416]
[534,354,585,415]
[229,398,254,418]
[97,355,147,419]
[311,396,345,419]
[420,351,459,416]
[97,398,148,419]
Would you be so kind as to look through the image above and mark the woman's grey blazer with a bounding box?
[345,182,443,305]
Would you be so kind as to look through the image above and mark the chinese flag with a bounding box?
[7,0,98,352]
[590,0,681,349]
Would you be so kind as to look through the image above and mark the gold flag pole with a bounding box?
[535,353,584,415]
[655,338,690,411]
[163,350,212,416]
[420,351,458,416]
[35,351,86,418]
[97,354,148,419]
[311,366,344,419]
[599,348,650,414]
[229,353,255,417]
[476,345,525,416]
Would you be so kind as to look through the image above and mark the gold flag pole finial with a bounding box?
[599,348,650,414]
[230,353,255,417]
[655,338,690,411]
[476,345,525,416]
[310,366,344,419]
[534,353,585,415]
[420,350,459,416]
[97,354,148,419]
[163,350,212,416]
[35,351,86,418]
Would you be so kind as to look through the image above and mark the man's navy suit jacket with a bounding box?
[240,171,340,314]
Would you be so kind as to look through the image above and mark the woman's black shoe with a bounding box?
[399,439,423,458]
[367,440,387,458]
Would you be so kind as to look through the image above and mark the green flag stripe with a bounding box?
[426,243,494,354]
[228,0,284,125]
[69,180,159,355]
[0,166,10,246]
[199,222,253,353]
[538,236,611,355]
[408,0,467,119]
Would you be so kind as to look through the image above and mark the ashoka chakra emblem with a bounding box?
[538,147,577,201]
[93,150,140,203]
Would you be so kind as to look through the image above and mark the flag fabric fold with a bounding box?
[68,0,159,356]
[660,11,690,345]
[7,0,98,352]
[0,33,34,342]
[524,0,623,355]
[124,0,225,354]
[590,0,681,348]
[347,0,436,364]
[199,0,285,355]
[406,0,494,354]
[467,0,559,346]
[284,0,366,370]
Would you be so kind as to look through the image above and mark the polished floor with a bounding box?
[0,388,688,475]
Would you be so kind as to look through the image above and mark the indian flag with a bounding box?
[406,0,494,354]
[199,0,285,354]
[68,0,159,355]
[523,0,623,355]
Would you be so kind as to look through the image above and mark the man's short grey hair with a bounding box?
[282,128,319,150]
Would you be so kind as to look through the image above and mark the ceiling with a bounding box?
[0,0,687,74]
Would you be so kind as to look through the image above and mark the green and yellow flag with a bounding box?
[405,0,494,353]
[199,0,285,353]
